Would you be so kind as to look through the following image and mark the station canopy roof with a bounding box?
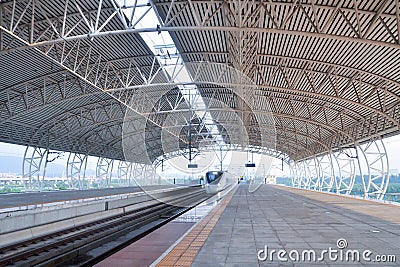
[1,0,400,163]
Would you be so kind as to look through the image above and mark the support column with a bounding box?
[332,148,356,195]
[118,161,133,187]
[22,146,48,191]
[96,157,114,188]
[356,139,390,200]
[129,162,162,187]
[289,160,300,188]
[298,160,310,189]
[289,139,389,200]
[131,163,144,186]
[317,153,335,192]
[307,158,320,190]
[66,153,88,189]
[294,148,355,195]
[144,164,161,185]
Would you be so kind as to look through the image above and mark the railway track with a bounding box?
[0,187,208,267]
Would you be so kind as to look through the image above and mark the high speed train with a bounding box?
[205,171,232,194]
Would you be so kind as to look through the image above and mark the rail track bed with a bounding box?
[0,186,208,267]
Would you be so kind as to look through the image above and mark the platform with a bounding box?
[154,185,400,266]
[0,185,173,209]
[94,221,195,267]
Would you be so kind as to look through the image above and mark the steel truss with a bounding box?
[66,152,88,189]
[289,161,300,188]
[22,145,64,191]
[332,148,357,195]
[130,162,161,187]
[1,0,400,49]
[121,61,279,165]
[96,157,114,188]
[290,139,390,199]
[291,148,356,195]
[22,146,48,191]
[23,147,142,190]
[153,144,291,169]
[317,154,335,191]
[0,1,398,196]
[117,160,134,186]
[0,0,399,162]
[356,139,390,199]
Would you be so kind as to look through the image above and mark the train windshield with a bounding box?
[206,171,223,183]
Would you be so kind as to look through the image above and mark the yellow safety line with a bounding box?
[156,187,237,267]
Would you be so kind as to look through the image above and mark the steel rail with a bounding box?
[0,186,207,267]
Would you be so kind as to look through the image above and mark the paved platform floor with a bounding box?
[0,185,178,208]
[159,185,400,266]
[95,221,195,267]
[154,187,236,266]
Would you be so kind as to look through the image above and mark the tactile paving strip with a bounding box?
[156,187,238,267]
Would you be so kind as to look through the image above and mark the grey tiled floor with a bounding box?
[192,185,400,267]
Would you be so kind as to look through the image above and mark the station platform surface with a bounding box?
[0,185,174,208]
[95,221,195,267]
[153,185,400,266]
